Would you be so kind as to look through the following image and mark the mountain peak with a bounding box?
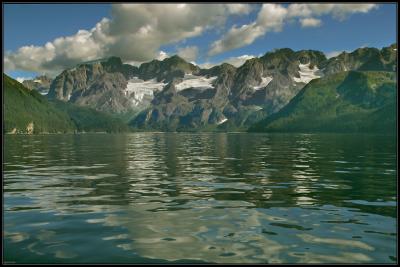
[168,54,183,60]
[104,56,123,66]
[77,56,123,67]
[263,48,294,57]
[163,55,189,65]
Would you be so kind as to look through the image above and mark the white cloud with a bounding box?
[288,4,378,21]
[177,46,199,61]
[123,61,142,67]
[208,3,379,55]
[5,3,379,75]
[300,18,322,28]
[198,62,217,69]
[225,54,256,67]
[256,4,288,32]
[123,50,169,66]
[156,51,169,61]
[209,4,287,56]
[325,50,349,59]
[5,3,251,76]
[199,54,256,69]
[226,4,253,15]
[209,23,265,56]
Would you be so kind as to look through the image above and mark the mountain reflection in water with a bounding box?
[4,133,397,263]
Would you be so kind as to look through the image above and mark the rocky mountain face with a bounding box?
[130,49,331,130]
[47,57,138,113]
[22,75,52,95]
[134,44,396,131]
[46,44,396,131]
[230,49,326,112]
[132,63,236,131]
[322,43,397,75]
[46,56,201,114]
[138,55,200,82]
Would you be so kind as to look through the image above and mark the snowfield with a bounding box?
[253,76,273,90]
[252,105,263,111]
[217,117,228,125]
[125,77,166,106]
[293,63,323,83]
[175,74,217,91]
[124,75,217,106]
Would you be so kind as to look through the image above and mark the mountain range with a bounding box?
[4,43,397,134]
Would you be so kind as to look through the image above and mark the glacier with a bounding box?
[293,63,323,84]
[175,74,217,91]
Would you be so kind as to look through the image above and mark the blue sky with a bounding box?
[4,3,397,79]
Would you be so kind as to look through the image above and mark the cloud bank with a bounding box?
[177,46,199,62]
[5,4,250,76]
[208,3,378,56]
[5,3,378,75]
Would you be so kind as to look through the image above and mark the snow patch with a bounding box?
[16,77,32,83]
[67,93,71,101]
[293,63,322,84]
[175,74,217,91]
[33,79,42,83]
[217,118,228,125]
[253,76,273,90]
[125,77,166,106]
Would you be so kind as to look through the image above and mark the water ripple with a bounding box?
[4,133,396,263]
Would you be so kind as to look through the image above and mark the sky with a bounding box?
[3,3,397,80]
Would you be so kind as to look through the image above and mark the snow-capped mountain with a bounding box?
[46,44,397,130]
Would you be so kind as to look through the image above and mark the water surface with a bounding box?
[4,133,397,263]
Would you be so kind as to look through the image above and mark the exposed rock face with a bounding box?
[230,49,326,114]
[138,55,200,82]
[322,44,397,75]
[47,57,138,113]
[47,55,200,114]
[71,72,132,113]
[131,49,328,130]
[131,61,237,130]
[22,76,52,95]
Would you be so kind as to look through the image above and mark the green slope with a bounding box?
[248,71,396,133]
[52,100,130,133]
[4,74,131,134]
[4,74,76,133]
